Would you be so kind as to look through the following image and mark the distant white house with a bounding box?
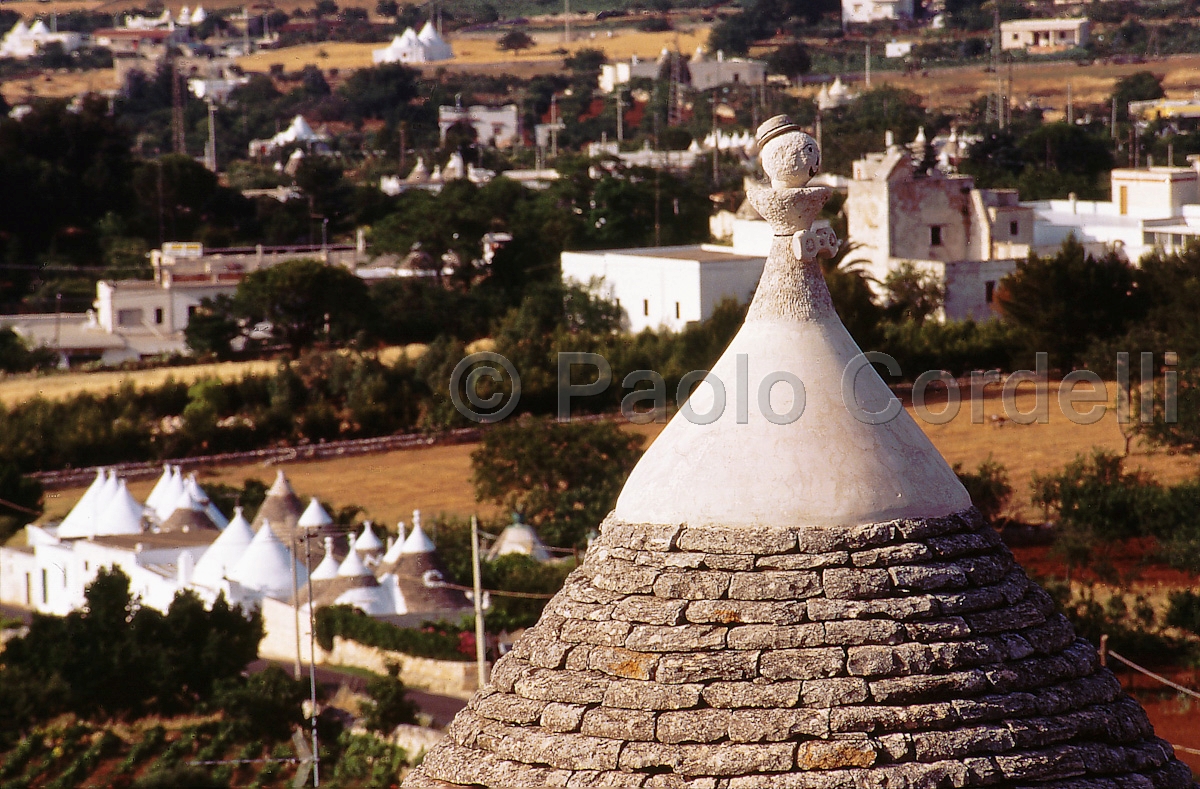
[0,19,82,59]
[561,211,769,334]
[842,0,914,25]
[1026,165,1200,263]
[438,104,519,148]
[598,47,764,93]
[1000,18,1089,51]
[372,21,452,64]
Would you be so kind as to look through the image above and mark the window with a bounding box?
[187,305,198,319]
[117,308,144,327]
[1119,185,1128,215]
[615,297,620,308]
[985,281,996,304]
[675,302,681,319]
[643,299,649,317]
[41,568,47,604]
[930,226,943,246]
[1009,220,1019,236]
[154,307,164,324]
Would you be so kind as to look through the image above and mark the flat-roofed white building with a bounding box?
[561,220,768,333]
[842,0,914,25]
[1000,18,1089,51]
[1027,166,1200,262]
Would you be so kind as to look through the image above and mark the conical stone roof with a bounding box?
[404,119,1196,789]
[253,470,305,542]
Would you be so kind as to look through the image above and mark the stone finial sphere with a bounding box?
[756,114,820,189]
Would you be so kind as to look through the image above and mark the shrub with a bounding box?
[953,458,1013,523]
[315,606,469,661]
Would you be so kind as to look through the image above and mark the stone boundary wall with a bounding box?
[322,636,486,700]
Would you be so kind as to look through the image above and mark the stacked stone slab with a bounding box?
[406,508,1192,788]
[402,117,1196,789]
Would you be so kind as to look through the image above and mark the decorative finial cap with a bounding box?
[755,114,803,149]
[756,115,820,189]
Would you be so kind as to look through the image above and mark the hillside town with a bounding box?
[1,0,1200,786]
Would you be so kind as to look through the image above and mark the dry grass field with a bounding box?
[40,382,1200,529]
[0,69,119,105]
[869,52,1200,115]
[0,359,282,407]
[235,26,709,74]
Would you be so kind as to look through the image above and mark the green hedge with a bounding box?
[314,606,470,662]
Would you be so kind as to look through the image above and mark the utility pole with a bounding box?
[993,7,1002,129]
[399,121,408,173]
[865,43,871,89]
[815,109,823,160]
[470,516,488,688]
[304,535,320,787]
[171,56,186,154]
[1111,96,1118,139]
[204,98,217,172]
[711,93,718,183]
[564,0,570,44]
[1066,82,1073,125]
[616,92,623,143]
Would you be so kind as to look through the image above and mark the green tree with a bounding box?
[767,41,811,81]
[997,237,1143,370]
[211,666,306,741]
[360,662,418,734]
[497,30,534,52]
[471,418,644,547]
[883,262,945,325]
[184,295,242,359]
[234,258,374,350]
[0,463,43,543]
[1112,71,1165,121]
[953,457,1012,523]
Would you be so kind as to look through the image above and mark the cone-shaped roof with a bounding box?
[310,536,341,581]
[184,474,228,529]
[95,480,145,536]
[487,515,552,563]
[401,520,436,554]
[192,507,254,588]
[153,466,186,521]
[253,470,305,542]
[403,119,1196,789]
[382,521,407,564]
[337,548,371,578]
[144,465,173,513]
[354,522,384,553]
[56,469,107,538]
[159,485,220,533]
[230,519,306,598]
[297,497,333,529]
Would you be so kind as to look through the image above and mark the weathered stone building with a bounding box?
[847,135,1033,320]
[403,118,1196,789]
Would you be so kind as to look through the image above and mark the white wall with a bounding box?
[562,247,764,333]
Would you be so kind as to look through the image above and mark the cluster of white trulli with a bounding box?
[0,19,82,60]
[372,21,453,65]
[0,470,471,634]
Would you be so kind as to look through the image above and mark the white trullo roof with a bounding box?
[382,521,406,563]
[337,548,371,577]
[190,5,206,24]
[96,480,146,536]
[144,465,173,513]
[192,507,254,588]
[94,469,119,514]
[487,517,552,563]
[184,473,228,529]
[154,466,186,521]
[27,19,48,35]
[310,536,340,580]
[401,514,435,554]
[354,522,384,553]
[417,20,453,60]
[56,469,106,538]
[297,497,333,529]
[230,519,306,598]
